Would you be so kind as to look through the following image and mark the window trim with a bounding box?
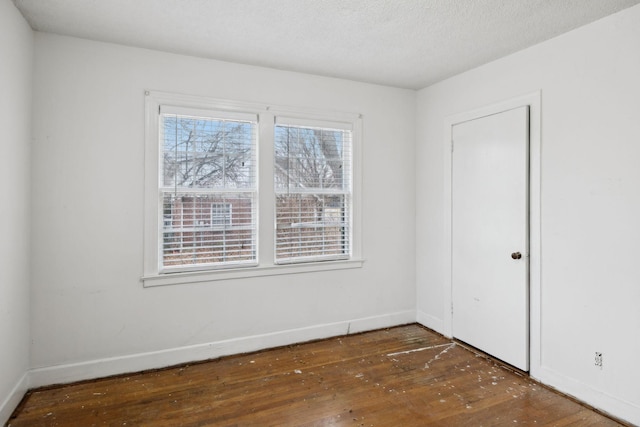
[143,90,364,287]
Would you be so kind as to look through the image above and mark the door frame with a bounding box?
[442,92,541,376]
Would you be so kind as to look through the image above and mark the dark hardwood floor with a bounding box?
[7,324,626,426]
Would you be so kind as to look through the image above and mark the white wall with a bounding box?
[0,0,33,423]
[30,34,416,383]
[416,4,640,424]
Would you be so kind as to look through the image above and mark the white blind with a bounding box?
[159,109,257,271]
[274,121,352,264]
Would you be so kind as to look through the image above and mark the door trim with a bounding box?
[442,92,541,376]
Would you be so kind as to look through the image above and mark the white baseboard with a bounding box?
[533,366,640,426]
[0,372,29,426]
[416,310,444,335]
[29,310,416,389]
[347,310,416,334]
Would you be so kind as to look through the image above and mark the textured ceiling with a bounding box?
[13,0,640,89]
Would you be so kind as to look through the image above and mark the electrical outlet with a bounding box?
[595,352,603,369]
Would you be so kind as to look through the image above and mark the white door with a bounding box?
[451,106,529,371]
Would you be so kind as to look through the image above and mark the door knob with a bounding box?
[511,252,522,260]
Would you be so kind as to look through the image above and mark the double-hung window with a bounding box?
[274,118,352,263]
[156,105,257,272]
[144,91,362,286]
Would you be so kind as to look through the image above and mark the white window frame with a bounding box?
[273,117,353,264]
[157,104,259,272]
[143,91,364,287]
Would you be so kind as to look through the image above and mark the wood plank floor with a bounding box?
[8,324,625,426]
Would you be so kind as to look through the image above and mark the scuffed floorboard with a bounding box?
[7,325,625,426]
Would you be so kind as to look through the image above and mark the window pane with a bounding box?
[162,115,256,189]
[275,193,350,263]
[162,193,256,268]
[274,125,349,191]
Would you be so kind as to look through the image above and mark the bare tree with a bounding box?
[163,116,253,190]
[274,127,345,190]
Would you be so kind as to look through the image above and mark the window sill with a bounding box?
[141,258,365,288]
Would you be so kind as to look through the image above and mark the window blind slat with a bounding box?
[275,116,353,131]
[161,105,258,122]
